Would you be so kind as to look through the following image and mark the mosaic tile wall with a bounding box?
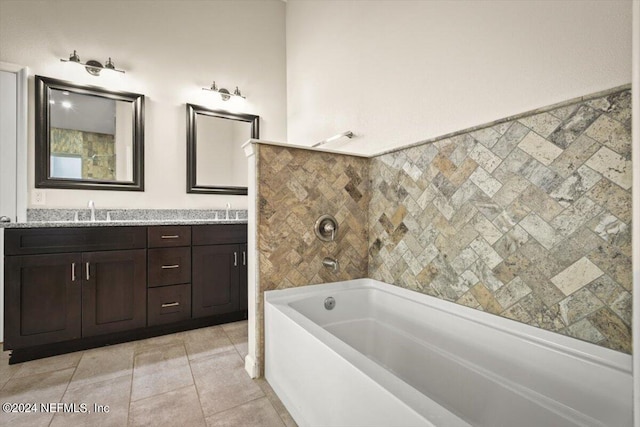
[51,128,116,180]
[256,144,370,366]
[369,88,632,353]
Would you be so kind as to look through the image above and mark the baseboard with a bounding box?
[244,354,259,378]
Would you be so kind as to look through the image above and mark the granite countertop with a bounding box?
[0,209,248,228]
[1,219,248,229]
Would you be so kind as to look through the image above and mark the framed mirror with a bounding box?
[186,104,259,195]
[35,75,144,191]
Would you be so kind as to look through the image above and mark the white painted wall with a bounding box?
[0,0,286,209]
[286,0,633,155]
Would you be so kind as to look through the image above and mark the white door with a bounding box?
[0,63,28,343]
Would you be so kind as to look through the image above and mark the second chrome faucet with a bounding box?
[88,200,96,222]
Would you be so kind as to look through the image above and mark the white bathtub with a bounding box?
[265,279,633,427]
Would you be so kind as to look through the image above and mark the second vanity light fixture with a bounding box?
[202,81,246,101]
[60,50,125,76]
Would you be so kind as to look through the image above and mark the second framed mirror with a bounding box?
[186,104,259,195]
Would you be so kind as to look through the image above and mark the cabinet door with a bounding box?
[192,244,240,318]
[81,249,147,337]
[4,253,82,349]
[240,244,248,312]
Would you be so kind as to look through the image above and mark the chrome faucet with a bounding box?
[322,257,339,272]
[88,200,96,222]
[225,203,231,220]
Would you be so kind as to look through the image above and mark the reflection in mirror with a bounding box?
[49,90,133,182]
[187,104,259,195]
[195,115,251,187]
[35,75,144,191]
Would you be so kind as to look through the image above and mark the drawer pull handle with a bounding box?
[161,264,180,269]
[161,302,180,308]
[243,251,246,266]
[71,262,76,282]
[234,252,238,267]
[85,262,90,280]
[161,235,179,239]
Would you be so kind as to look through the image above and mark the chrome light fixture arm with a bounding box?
[202,81,246,101]
[60,50,125,75]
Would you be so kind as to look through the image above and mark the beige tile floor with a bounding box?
[0,321,296,427]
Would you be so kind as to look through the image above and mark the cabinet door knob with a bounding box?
[242,251,246,266]
[71,262,76,282]
[85,262,90,280]
[234,252,238,267]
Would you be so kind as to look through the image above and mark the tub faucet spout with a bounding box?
[322,257,339,272]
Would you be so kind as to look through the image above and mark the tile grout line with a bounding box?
[125,354,134,427]
[183,341,208,426]
[256,381,292,427]
[210,323,278,421]
[47,351,83,427]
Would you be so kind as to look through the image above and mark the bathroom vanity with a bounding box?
[2,222,247,363]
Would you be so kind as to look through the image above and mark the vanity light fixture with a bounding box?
[312,131,355,147]
[60,50,125,76]
[202,81,246,101]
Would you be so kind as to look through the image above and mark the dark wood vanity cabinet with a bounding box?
[4,253,82,349]
[4,227,147,350]
[192,244,240,317]
[192,224,248,318]
[147,226,193,326]
[3,224,247,363]
[81,249,147,337]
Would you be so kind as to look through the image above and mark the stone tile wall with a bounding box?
[257,145,370,288]
[369,88,632,353]
[51,128,116,180]
[256,144,370,366]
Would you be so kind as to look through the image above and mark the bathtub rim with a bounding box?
[265,278,632,376]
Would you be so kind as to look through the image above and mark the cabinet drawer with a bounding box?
[192,224,247,246]
[148,247,191,287]
[148,284,192,326]
[148,226,191,248]
[4,227,146,255]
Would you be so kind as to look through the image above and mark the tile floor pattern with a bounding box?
[0,321,296,427]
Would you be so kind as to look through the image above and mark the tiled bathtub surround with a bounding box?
[257,145,370,289]
[369,88,632,353]
[256,144,370,365]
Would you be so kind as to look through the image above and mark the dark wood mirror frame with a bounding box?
[35,75,145,191]
[186,104,259,195]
